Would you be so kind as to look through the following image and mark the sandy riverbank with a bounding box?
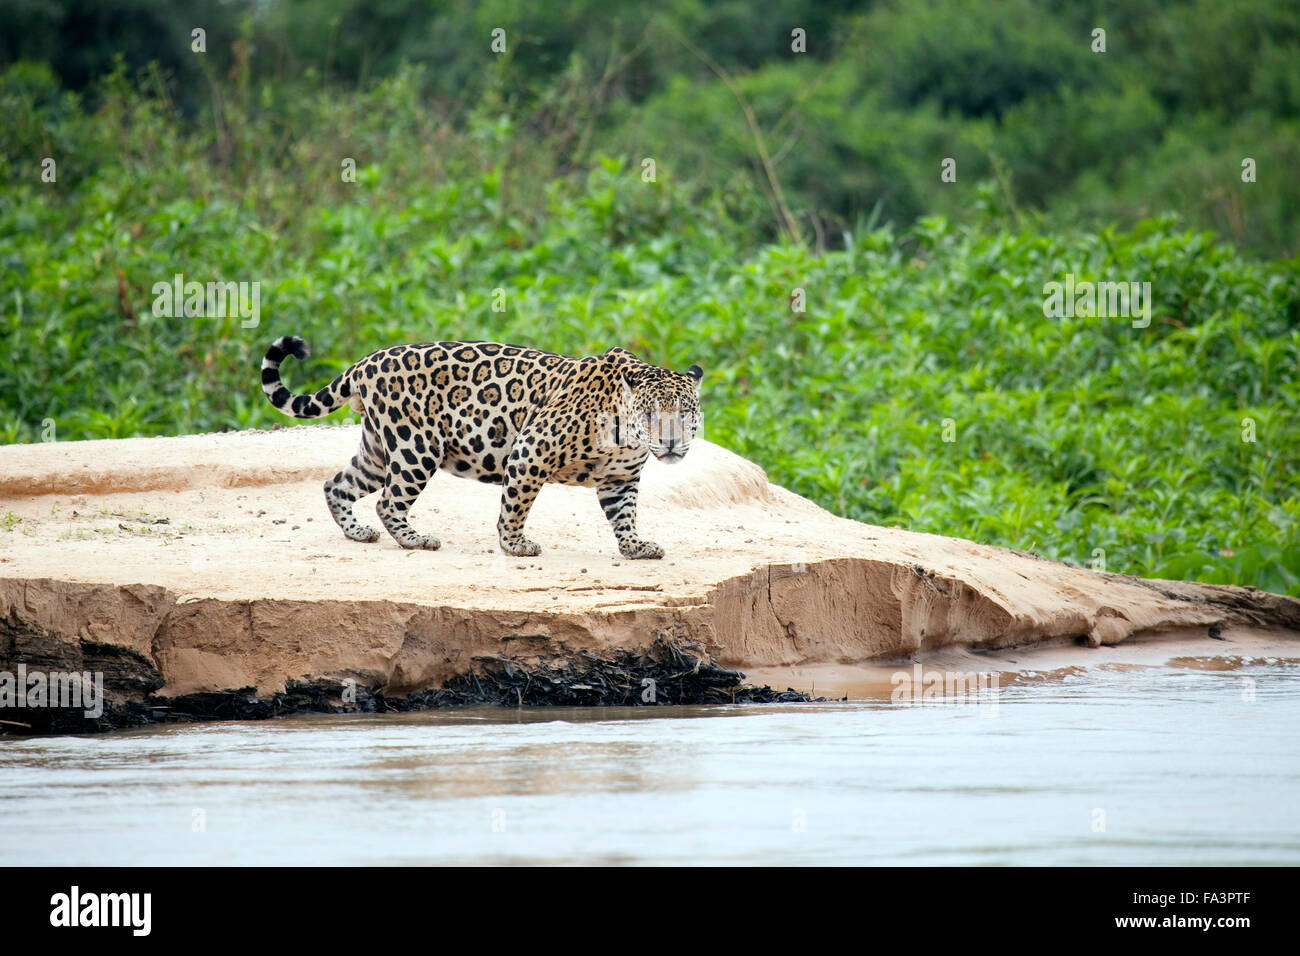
[1,425,1296,725]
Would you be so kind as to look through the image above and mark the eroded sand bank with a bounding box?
[1,426,1296,710]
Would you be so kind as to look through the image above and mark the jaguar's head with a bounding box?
[619,362,704,464]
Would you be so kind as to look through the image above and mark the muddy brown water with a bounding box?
[2,660,1297,865]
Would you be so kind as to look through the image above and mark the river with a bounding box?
[2,660,1297,865]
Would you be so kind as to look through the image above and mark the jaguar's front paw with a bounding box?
[619,538,664,560]
[502,536,542,557]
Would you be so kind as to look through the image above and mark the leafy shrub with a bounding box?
[2,65,1296,595]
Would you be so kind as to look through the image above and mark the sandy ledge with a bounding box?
[1,425,1297,716]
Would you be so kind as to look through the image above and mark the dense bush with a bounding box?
[2,65,1296,594]
[3,0,1297,254]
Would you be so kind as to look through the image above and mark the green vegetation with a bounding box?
[1,2,1297,594]
[5,0,1297,255]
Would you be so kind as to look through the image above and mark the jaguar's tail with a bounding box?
[261,335,352,419]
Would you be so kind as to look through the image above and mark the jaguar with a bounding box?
[260,335,703,558]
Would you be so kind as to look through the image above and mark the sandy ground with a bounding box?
[0,424,835,609]
[2,425,1297,696]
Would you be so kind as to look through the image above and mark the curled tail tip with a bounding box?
[271,334,310,361]
[262,335,345,420]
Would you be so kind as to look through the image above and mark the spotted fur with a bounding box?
[261,335,703,558]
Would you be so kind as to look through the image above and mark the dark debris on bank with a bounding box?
[1,635,832,735]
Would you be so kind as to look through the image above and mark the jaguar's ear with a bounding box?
[687,364,703,385]
[619,373,636,408]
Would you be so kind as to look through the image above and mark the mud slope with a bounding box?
[2,426,1297,703]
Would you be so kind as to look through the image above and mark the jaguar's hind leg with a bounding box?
[324,421,386,542]
[375,431,443,550]
[496,431,550,556]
